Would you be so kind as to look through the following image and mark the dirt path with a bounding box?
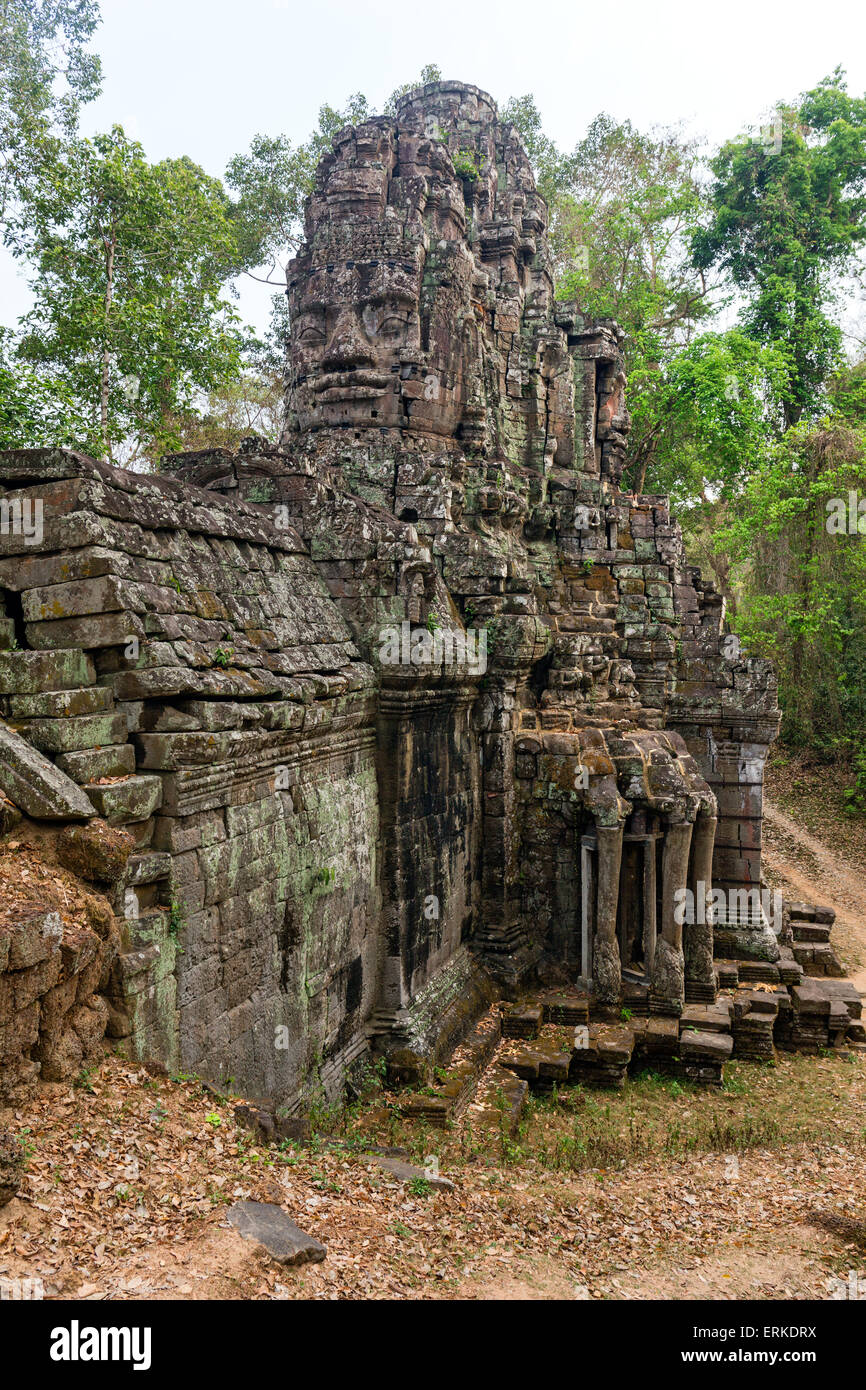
[763,798,866,992]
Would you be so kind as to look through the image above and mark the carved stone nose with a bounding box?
[322,310,375,372]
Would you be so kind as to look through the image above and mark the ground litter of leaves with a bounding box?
[0,835,100,933]
[1,1052,864,1301]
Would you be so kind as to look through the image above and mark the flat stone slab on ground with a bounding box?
[791,979,833,1015]
[637,1015,680,1056]
[227,1200,326,1266]
[360,1153,454,1191]
[715,961,740,989]
[679,1028,734,1062]
[738,989,781,1016]
[501,1003,543,1038]
[816,979,863,1017]
[680,1001,731,1034]
[737,960,780,983]
[467,1065,528,1135]
[541,993,590,1025]
[501,1035,571,1082]
[593,1023,635,1064]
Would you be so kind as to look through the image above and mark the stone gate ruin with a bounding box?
[1,82,861,1115]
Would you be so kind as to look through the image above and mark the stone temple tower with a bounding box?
[0,82,789,1111]
[277,80,781,1030]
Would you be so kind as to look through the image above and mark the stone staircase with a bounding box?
[786,901,845,977]
[394,964,865,1132]
[398,1008,505,1129]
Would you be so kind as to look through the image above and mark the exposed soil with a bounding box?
[764,751,866,990]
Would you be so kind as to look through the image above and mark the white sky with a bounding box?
[3,0,865,337]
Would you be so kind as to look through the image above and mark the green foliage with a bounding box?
[828,358,866,428]
[500,93,570,208]
[692,70,866,428]
[509,107,724,497]
[0,325,76,446]
[73,1064,96,1093]
[226,91,374,296]
[383,64,442,116]
[212,646,234,668]
[225,131,317,285]
[0,0,102,244]
[246,479,275,503]
[167,899,186,943]
[171,364,285,454]
[17,125,245,463]
[630,330,789,506]
[842,747,866,813]
[721,421,866,750]
[452,148,481,182]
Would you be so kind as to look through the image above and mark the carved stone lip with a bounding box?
[310,369,390,396]
[314,386,390,404]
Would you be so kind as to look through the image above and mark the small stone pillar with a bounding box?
[592,824,624,1005]
[650,819,693,1015]
[684,812,718,1003]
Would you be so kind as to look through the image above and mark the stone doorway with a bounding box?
[617,831,660,985]
[579,822,660,988]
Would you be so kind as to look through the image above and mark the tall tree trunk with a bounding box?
[100,229,116,461]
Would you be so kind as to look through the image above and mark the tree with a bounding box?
[227,71,448,340]
[0,325,76,446]
[722,421,866,751]
[692,70,866,429]
[16,126,245,463]
[383,63,441,115]
[501,92,574,211]
[629,329,789,505]
[225,133,317,292]
[828,355,866,428]
[504,107,727,497]
[0,0,102,245]
[226,91,373,297]
[170,366,285,454]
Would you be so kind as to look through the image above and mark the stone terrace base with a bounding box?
[394,970,864,1130]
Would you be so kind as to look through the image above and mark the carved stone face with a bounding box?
[290,257,422,430]
[286,100,578,464]
[286,115,485,442]
[289,243,476,440]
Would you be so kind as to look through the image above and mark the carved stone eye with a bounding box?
[378,316,406,341]
[297,325,325,348]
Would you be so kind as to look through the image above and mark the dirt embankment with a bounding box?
[763,753,866,992]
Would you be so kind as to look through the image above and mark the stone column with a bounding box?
[684,812,718,1003]
[592,824,624,1005]
[650,819,693,1015]
[642,835,657,976]
[580,836,595,983]
[477,676,538,982]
